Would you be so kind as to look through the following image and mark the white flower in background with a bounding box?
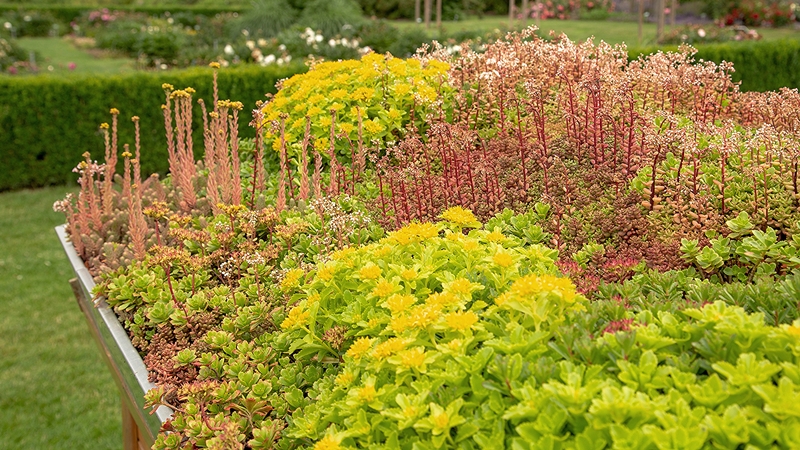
[167,17,174,24]
[279,44,286,51]
[246,40,255,50]
[285,55,291,62]
[329,39,337,47]
[23,15,31,22]
[697,28,706,38]
[277,57,286,65]
[224,44,235,55]
[3,22,11,29]
[264,54,276,65]
[257,38,267,47]
[242,29,249,36]
[315,34,323,43]
[447,44,462,55]
[341,38,349,47]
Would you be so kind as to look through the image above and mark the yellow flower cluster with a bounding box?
[509,273,577,304]
[440,206,480,228]
[384,294,416,314]
[445,311,479,331]
[385,222,440,245]
[398,347,427,369]
[313,435,341,450]
[372,337,407,360]
[493,252,514,268]
[280,268,305,291]
[359,264,382,280]
[346,337,374,359]
[372,280,397,297]
[261,53,451,157]
[281,305,310,329]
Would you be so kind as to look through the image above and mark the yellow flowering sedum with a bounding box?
[384,294,417,315]
[313,434,341,450]
[281,306,309,329]
[510,273,577,304]
[287,208,590,450]
[359,264,381,280]
[281,268,304,291]
[346,337,373,359]
[372,337,407,360]
[372,279,397,298]
[440,206,481,228]
[260,54,451,159]
[398,347,427,369]
[492,252,514,268]
[385,222,440,245]
[445,311,479,331]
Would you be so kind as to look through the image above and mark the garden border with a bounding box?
[55,225,169,450]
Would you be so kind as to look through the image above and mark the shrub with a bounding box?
[0,9,60,37]
[236,0,298,38]
[657,24,761,45]
[296,0,365,37]
[0,37,31,72]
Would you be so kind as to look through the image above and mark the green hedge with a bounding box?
[0,4,247,24]
[0,64,305,191]
[629,39,800,92]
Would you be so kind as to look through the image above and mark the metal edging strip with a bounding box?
[56,225,172,446]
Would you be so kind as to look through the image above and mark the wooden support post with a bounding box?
[122,396,138,450]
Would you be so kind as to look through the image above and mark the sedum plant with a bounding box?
[260,52,451,161]
[54,28,800,450]
[281,211,800,449]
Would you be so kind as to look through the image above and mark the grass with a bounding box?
[0,186,120,450]
[394,17,800,46]
[14,37,135,75]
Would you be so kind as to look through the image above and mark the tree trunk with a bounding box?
[424,0,432,28]
[436,0,442,29]
[670,0,677,26]
[509,0,515,27]
[415,0,421,22]
[656,0,665,40]
[638,0,644,44]
[522,0,529,24]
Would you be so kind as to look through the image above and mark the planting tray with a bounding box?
[56,225,171,450]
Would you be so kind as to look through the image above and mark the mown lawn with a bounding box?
[394,17,800,45]
[0,186,120,450]
[15,37,136,75]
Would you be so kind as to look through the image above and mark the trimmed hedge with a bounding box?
[629,39,800,92]
[0,5,247,23]
[0,64,305,191]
